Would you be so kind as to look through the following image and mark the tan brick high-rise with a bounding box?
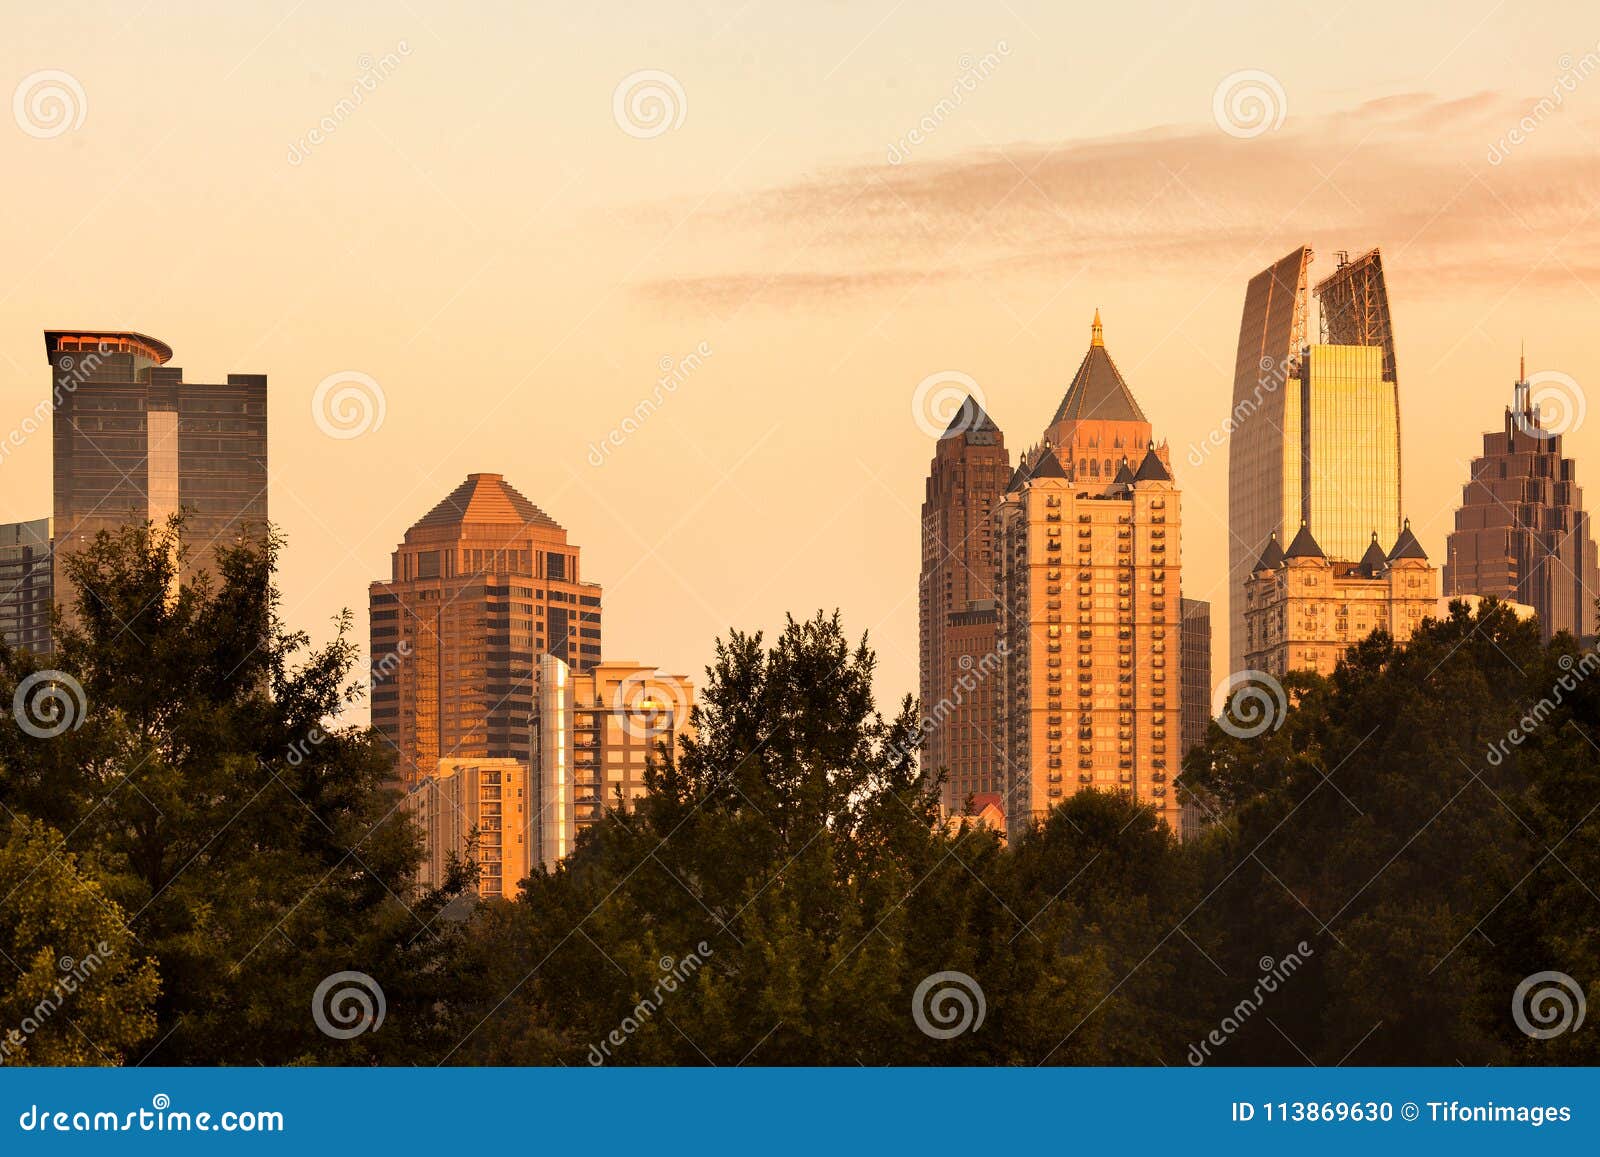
[918,397,1010,812]
[996,315,1186,837]
[369,474,602,786]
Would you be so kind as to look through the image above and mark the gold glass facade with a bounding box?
[1300,344,1400,563]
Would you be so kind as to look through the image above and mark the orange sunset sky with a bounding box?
[4,1,1600,717]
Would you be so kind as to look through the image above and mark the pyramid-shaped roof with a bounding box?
[1387,518,1428,561]
[1112,456,1135,485]
[1048,314,1148,427]
[1358,532,1389,576]
[1027,448,1067,480]
[1254,532,1285,571]
[941,396,999,440]
[1133,444,1171,482]
[413,473,562,533]
[1284,521,1325,560]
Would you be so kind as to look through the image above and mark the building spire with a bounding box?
[1520,338,1526,384]
[1091,308,1103,348]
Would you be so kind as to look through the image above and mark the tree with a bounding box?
[0,817,158,1065]
[0,520,483,1064]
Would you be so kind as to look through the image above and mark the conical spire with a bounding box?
[1048,318,1146,427]
[941,395,999,440]
[1387,518,1428,561]
[1112,455,1135,485]
[1283,520,1325,560]
[1358,531,1389,576]
[1133,442,1171,482]
[1254,532,1285,571]
[1091,308,1104,348]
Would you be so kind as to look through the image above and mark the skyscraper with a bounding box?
[404,758,531,898]
[1227,248,1401,671]
[530,656,693,868]
[918,397,1009,813]
[48,330,268,619]
[0,519,53,656]
[369,474,602,786]
[1178,597,1211,839]
[1444,364,1600,641]
[995,317,1185,837]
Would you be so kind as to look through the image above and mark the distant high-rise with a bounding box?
[1444,364,1600,641]
[996,316,1185,837]
[48,331,268,619]
[1227,249,1401,671]
[530,656,693,868]
[0,519,53,656]
[369,474,602,786]
[1178,597,1211,839]
[918,396,1009,813]
[404,758,531,898]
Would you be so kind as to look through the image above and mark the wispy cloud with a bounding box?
[636,92,1600,308]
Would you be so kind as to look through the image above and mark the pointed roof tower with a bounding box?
[1026,447,1067,480]
[412,473,561,535]
[941,395,1000,441]
[1254,532,1285,571]
[1112,456,1135,485]
[1133,442,1172,482]
[1048,312,1149,427]
[1284,520,1325,560]
[1387,518,1428,561]
[1358,531,1389,577]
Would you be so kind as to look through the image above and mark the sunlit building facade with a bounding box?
[1244,521,1437,678]
[530,656,693,868]
[996,317,1185,838]
[918,397,1009,813]
[370,474,603,786]
[1227,250,1401,671]
[48,330,268,624]
[1444,365,1599,641]
[404,757,531,899]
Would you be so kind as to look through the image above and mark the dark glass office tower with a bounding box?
[0,518,54,655]
[48,331,268,619]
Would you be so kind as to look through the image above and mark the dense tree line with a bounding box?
[0,526,1594,1064]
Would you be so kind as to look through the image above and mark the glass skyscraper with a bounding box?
[48,330,268,624]
[1227,249,1401,672]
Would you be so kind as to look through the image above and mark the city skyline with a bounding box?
[5,4,1600,720]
